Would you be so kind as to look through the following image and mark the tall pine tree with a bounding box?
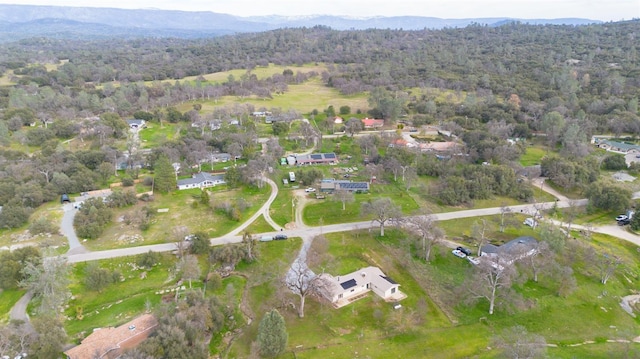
[154,155,176,193]
[257,309,288,358]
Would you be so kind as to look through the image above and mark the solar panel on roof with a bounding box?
[310,154,322,160]
[324,153,336,159]
[340,279,357,290]
[381,275,397,284]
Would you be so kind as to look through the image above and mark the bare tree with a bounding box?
[242,231,256,262]
[177,255,201,289]
[472,219,489,256]
[598,252,622,285]
[333,189,355,210]
[383,157,402,181]
[408,215,443,262]
[345,117,363,137]
[171,226,189,258]
[465,257,517,315]
[562,200,581,238]
[361,197,402,236]
[499,204,512,233]
[403,167,418,191]
[286,259,320,318]
[492,325,547,359]
[19,256,70,314]
[519,241,553,282]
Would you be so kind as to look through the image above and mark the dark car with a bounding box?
[274,234,288,240]
[618,219,631,226]
[457,246,472,256]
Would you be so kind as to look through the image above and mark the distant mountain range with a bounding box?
[0,4,603,42]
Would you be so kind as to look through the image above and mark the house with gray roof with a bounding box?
[595,139,640,154]
[480,236,539,264]
[177,172,226,190]
[294,152,338,165]
[126,119,146,130]
[316,266,404,308]
[319,179,369,193]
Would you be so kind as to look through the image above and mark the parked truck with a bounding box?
[289,171,296,182]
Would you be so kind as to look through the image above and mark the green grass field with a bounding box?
[83,185,270,251]
[0,289,25,322]
[519,145,548,166]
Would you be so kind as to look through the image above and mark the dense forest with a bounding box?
[0,20,638,229]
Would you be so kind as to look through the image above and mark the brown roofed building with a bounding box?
[64,314,158,359]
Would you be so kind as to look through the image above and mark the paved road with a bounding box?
[65,198,596,263]
[60,203,88,254]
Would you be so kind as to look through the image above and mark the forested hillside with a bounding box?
[0,20,638,229]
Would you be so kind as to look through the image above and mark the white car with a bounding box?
[452,249,467,258]
[467,256,480,265]
[305,188,316,193]
[616,214,628,222]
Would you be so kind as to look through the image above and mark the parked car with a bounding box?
[184,234,195,241]
[523,217,537,228]
[457,246,472,256]
[452,249,467,258]
[467,256,480,265]
[274,234,288,240]
[616,214,628,221]
[618,219,630,226]
[305,187,316,193]
[259,235,273,242]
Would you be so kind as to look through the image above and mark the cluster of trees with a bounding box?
[126,291,228,359]
[0,246,41,289]
[435,163,532,205]
[73,197,112,239]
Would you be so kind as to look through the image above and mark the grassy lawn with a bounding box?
[138,122,182,148]
[65,253,177,339]
[303,183,421,226]
[245,214,277,234]
[190,78,369,115]
[519,145,548,166]
[0,289,25,322]
[83,185,270,251]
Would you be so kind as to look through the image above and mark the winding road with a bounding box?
[11,174,640,325]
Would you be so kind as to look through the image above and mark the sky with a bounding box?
[0,0,638,21]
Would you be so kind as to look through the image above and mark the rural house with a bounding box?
[316,266,405,308]
[177,172,226,190]
[294,152,338,165]
[319,178,370,193]
[361,118,384,128]
[126,119,146,130]
[480,236,539,264]
[594,139,640,154]
[64,314,157,359]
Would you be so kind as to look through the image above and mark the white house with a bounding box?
[177,172,226,190]
[126,119,146,130]
[316,266,404,308]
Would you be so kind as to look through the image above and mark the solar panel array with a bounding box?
[340,279,357,290]
[338,182,369,190]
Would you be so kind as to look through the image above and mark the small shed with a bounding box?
[61,193,71,204]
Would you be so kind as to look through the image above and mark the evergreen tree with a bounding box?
[154,155,176,193]
[257,309,288,358]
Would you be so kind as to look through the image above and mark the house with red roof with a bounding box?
[361,118,384,129]
[64,314,158,359]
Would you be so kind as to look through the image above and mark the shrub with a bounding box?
[28,217,60,235]
[121,176,134,187]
